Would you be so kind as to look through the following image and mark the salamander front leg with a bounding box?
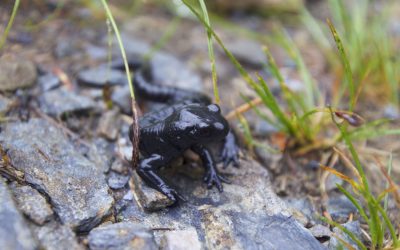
[137,154,185,203]
[191,144,230,192]
[221,130,240,168]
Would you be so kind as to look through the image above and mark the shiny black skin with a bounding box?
[118,60,240,203]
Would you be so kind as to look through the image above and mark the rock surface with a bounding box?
[88,222,158,250]
[10,183,53,225]
[0,177,38,250]
[122,159,325,250]
[38,73,61,91]
[0,55,37,91]
[0,119,113,231]
[225,39,266,67]
[31,221,84,250]
[39,87,97,117]
[0,95,12,115]
[160,227,202,250]
[97,108,121,141]
[77,67,126,87]
[107,171,130,190]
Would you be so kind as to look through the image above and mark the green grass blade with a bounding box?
[320,217,367,250]
[336,185,369,225]
[262,45,305,116]
[100,0,135,99]
[257,76,297,137]
[384,154,393,212]
[272,29,319,110]
[198,0,220,104]
[374,198,400,247]
[240,94,278,128]
[0,0,20,50]
[327,19,355,111]
[181,0,297,136]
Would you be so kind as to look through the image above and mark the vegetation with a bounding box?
[180,0,400,248]
[1,0,399,248]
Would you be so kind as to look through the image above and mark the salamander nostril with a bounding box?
[214,122,224,130]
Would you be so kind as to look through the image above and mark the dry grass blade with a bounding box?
[225,97,262,120]
[333,147,362,183]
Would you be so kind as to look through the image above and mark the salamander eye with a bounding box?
[207,104,221,113]
[198,122,212,136]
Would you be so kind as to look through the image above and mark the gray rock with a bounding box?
[285,197,317,227]
[31,221,84,250]
[325,174,343,192]
[201,208,324,250]
[130,171,174,211]
[0,119,113,231]
[97,108,121,141]
[10,183,53,225]
[40,87,97,117]
[309,224,332,241]
[110,158,129,175]
[225,39,266,67]
[253,120,278,137]
[0,177,38,250]
[77,67,126,87]
[86,137,115,174]
[329,221,362,250]
[327,196,358,223]
[111,85,132,115]
[160,227,202,250]
[85,45,108,60]
[117,35,151,58]
[88,222,158,250]
[0,55,37,91]
[38,73,61,91]
[122,158,324,250]
[107,172,130,190]
[0,95,12,115]
[150,53,203,92]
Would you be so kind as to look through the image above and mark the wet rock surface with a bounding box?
[88,222,158,250]
[0,55,37,91]
[10,183,53,225]
[0,119,113,231]
[0,177,38,250]
[39,87,97,117]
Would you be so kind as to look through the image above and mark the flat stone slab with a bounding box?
[0,119,113,231]
[10,183,54,225]
[0,177,38,250]
[31,221,84,250]
[39,87,97,117]
[88,222,158,250]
